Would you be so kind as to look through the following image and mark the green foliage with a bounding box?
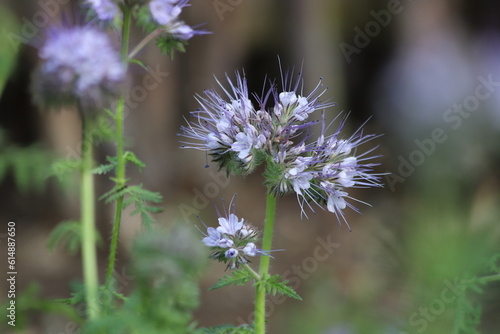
[486,253,500,274]
[208,269,252,291]
[100,183,162,226]
[0,4,18,94]
[46,220,103,254]
[128,58,149,71]
[94,151,146,175]
[258,275,302,301]
[79,224,206,334]
[51,157,82,181]
[123,151,146,171]
[0,132,53,193]
[202,324,254,334]
[452,287,482,334]
[0,283,83,332]
[156,35,187,59]
[91,156,116,175]
[92,113,116,143]
[47,220,82,254]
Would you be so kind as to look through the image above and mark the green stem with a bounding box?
[81,117,99,319]
[255,191,277,334]
[105,7,131,288]
[476,273,500,285]
[242,263,261,281]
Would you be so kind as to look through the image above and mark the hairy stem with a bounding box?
[128,28,163,59]
[81,117,99,319]
[105,6,131,288]
[242,263,261,281]
[255,191,277,334]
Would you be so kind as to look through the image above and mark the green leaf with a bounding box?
[92,161,116,175]
[156,36,188,59]
[208,270,252,291]
[51,157,81,180]
[127,185,163,203]
[99,185,129,203]
[128,58,149,71]
[202,324,254,334]
[101,184,163,226]
[47,220,81,254]
[0,4,18,95]
[124,151,146,172]
[92,113,116,143]
[257,275,302,300]
[46,220,103,254]
[6,145,53,193]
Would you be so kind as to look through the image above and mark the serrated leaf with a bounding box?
[127,185,163,203]
[124,151,146,172]
[202,324,254,334]
[208,270,252,291]
[99,185,129,203]
[47,220,103,254]
[92,162,116,175]
[46,220,81,254]
[258,275,302,300]
[93,114,115,143]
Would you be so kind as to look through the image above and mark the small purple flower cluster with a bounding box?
[85,0,205,41]
[181,68,383,228]
[85,0,120,21]
[149,0,204,40]
[200,202,268,269]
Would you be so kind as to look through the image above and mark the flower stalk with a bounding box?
[254,191,277,334]
[105,6,132,288]
[80,115,99,319]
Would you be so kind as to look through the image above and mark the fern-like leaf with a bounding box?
[202,324,254,334]
[208,270,252,291]
[47,220,103,254]
[46,220,82,254]
[258,275,302,300]
[124,151,146,172]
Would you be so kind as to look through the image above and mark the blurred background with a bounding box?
[0,0,500,333]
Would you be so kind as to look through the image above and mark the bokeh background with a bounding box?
[1,0,500,333]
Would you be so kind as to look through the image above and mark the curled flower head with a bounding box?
[199,196,270,270]
[182,64,384,229]
[32,26,125,113]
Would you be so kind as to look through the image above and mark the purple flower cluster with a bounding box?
[181,68,383,228]
[200,200,268,270]
[84,0,206,41]
[32,26,125,112]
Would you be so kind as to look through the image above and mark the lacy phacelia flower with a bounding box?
[200,200,269,270]
[32,26,125,112]
[149,0,205,41]
[181,68,383,229]
[85,0,120,21]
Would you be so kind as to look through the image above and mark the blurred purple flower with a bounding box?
[85,0,120,21]
[32,26,125,112]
